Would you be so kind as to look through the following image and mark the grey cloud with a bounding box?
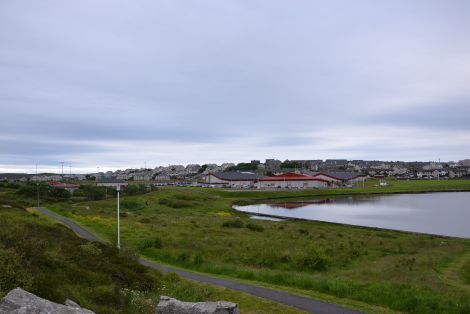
[1,0,470,170]
[0,137,104,156]
[365,101,470,131]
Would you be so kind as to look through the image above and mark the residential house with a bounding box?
[96,178,128,190]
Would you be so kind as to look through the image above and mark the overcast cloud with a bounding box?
[1,0,470,173]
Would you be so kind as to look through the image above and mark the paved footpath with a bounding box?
[36,207,362,314]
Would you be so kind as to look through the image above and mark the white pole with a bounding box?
[117,186,120,249]
[36,163,39,208]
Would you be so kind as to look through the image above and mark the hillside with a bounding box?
[0,190,303,313]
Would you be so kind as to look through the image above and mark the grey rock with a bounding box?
[156,296,239,314]
[65,299,82,309]
[0,288,95,314]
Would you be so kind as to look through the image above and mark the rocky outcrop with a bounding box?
[0,288,95,314]
[156,296,239,314]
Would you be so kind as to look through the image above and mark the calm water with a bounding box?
[233,192,470,238]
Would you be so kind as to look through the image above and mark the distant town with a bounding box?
[2,158,470,189]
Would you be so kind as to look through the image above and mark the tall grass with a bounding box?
[41,183,470,313]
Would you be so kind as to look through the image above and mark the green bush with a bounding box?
[177,252,190,263]
[0,247,34,295]
[79,185,107,201]
[139,238,163,250]
[124,184,148,196]
[296,246,331,271]
[122,200,145,211]
[246,223,264,232]
[139,218,152,224]
[461,259,470,284]
[0,207,160,312]
[174,194,197,201]
[158,198,191,208]
[79,243,102,256]
[16,183,71,202]
[221,220,244,228]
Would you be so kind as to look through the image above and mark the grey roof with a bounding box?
[96,178,128,184]
[325,172,364,180]
[325,159,348,165]
[211,172,260,181]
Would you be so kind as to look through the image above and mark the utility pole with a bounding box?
[60,161,64,181]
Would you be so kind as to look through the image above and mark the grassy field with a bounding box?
[0,192,305,314]
[3,179,470,313]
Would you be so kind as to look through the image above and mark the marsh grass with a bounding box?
[462,259,470,284]
[39,181,470,313]
[0,199,304,313]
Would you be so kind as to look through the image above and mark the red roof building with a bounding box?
[47,181,80,192]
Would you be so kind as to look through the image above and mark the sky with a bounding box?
[1,0,470,173]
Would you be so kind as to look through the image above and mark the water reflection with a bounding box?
[234,192,470,238]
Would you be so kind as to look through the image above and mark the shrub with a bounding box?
[47,187,71,201]
[138,238,163,250]
[246,223,264,232]
[175,194,197,201]
[0,247,34,294]
[460,259,470,284]
[139,218,151,224]
[177,252,190,263]
[221,220,244,228]
[121,200,145,211]
[16,183,70,202]
[159,198,191,208]
[79,243,102,256]
[297,246,331,271]
[193,254,204,265]
[164,272,181,283]
[124,184,148,196]
[376,232,397,239]
[79,185,107,201]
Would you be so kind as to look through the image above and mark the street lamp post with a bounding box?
[117,185,120,249]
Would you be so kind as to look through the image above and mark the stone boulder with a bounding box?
[0,288,95,314]
[156,296,239,314]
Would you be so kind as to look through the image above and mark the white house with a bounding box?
[96,178,128,190]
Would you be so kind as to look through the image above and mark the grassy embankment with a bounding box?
[0,187,304,314]
[6,179,470,313]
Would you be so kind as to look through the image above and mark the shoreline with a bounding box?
[232,189,470,240]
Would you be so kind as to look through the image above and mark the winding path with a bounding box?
[35,207,362,314]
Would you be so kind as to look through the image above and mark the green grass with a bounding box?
[462,259,470,285]
[0,196,304,313]
[5,179,470,313]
